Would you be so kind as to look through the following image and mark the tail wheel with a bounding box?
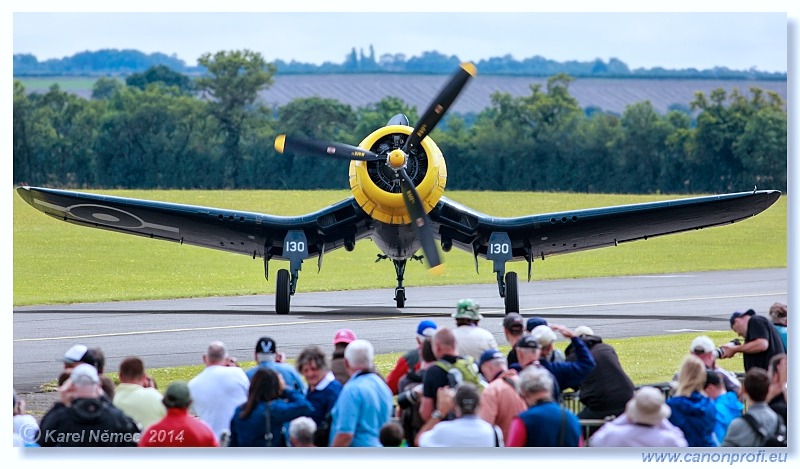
[504,271,519,314]
[276,269,291,315]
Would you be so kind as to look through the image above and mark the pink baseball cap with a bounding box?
[333,329,357,345]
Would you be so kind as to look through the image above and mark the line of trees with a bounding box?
[13,50,787,194]
[14,47,786,80]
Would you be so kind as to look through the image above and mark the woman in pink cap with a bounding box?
[331,329,357,384]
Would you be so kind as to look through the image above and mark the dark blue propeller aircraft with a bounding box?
[16,63,781,314]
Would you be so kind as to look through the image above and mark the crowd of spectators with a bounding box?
[13,300,787,448]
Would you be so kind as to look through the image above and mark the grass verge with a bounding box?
[88,330,742,400]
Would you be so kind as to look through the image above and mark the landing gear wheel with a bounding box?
[395,287,406,308]
[504,271,519,314]
[276,268,291,315]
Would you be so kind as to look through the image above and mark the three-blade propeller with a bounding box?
[274,62,476,271]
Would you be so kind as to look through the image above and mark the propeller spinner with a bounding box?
[274,62,476,271]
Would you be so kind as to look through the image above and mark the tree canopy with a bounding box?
[13,58,787,194]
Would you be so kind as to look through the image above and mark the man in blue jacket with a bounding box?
[532,324,596,392]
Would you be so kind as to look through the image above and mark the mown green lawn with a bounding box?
[13,189,786,306]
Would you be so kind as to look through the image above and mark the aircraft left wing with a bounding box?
[431,190,781,262]
[16,186,372,261]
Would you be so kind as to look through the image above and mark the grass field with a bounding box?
[13,189,786,306]
[28,329,745,418]
[74,330,742,411]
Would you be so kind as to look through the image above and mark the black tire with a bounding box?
[504,271,519,314]
[395,287,406,308]
[276,269,291,315]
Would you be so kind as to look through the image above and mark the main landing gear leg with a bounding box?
[393,259,407,308]
[276,230,308,315]
[487,232,519,314]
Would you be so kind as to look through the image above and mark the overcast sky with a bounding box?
[11,8,789,73]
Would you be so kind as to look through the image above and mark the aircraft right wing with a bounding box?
[431,190,781,261]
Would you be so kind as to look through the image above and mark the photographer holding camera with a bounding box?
[721,309,785,373]
[674,335,741,394]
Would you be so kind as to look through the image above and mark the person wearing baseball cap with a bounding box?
[513,335,560,401]
[676,335,740,394]
[526,317,548,333]
[514,335,541,363]
[529,324,567,363]
[475,349,526,444]
[721,309,785,372]
[139,381,219,447]
[385,321,438,394]
[502,313,525,370]
[331,329,357,384]
[451,299,498,362]
[62,344,97,369]
[38,364,140,447]
[383,320,439,446]
[525,324,596,391]
[246,337,307,393]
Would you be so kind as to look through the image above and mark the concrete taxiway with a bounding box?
[13,268,786,392]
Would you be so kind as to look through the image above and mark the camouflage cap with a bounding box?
[452,298,482,320]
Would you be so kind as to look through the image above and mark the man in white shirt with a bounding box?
[188,341,250,440]
[416,383,503,447]
[450,299,498,361]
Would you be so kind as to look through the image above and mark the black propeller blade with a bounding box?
[274,134,382,162]
[399,169,443,271]
[403,62,476,154]
[397,62,475,272]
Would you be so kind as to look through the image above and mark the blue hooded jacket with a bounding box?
[666,391,718,447]
[713,391,743,443]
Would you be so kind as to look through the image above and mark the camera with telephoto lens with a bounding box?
[714,339,742,359]
[396,386,421,410]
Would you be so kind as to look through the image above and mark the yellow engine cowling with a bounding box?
[349,125,447,225]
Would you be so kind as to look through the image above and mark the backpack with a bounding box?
[741,413,787,447]
[435,356,486,390]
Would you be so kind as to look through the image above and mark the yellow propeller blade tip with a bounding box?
[274,134,286,153]
[460,62,477,77]
[430,264,446,276]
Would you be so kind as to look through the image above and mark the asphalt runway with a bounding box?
[13,268,786,393]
